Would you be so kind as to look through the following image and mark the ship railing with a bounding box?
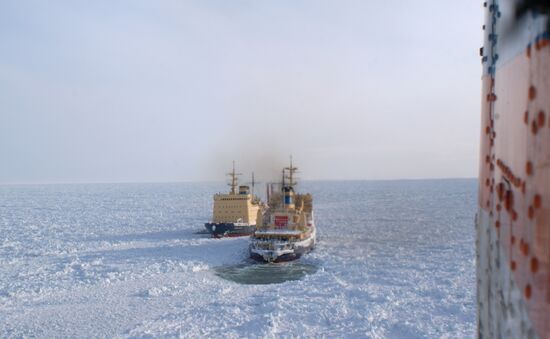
[252,241,292,251]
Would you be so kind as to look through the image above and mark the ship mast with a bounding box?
[281,156,298,208]
[251,172,255,196]
[227,161,241,194]
[284,155,298,189]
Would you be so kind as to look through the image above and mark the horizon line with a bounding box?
[0,176,477,186]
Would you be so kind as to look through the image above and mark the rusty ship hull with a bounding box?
[477,1,550,337]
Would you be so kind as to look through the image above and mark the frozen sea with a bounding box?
[0,179,477,338]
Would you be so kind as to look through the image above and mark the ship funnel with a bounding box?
[283,186,295,208]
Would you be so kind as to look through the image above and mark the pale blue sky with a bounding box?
[0,1,482,183]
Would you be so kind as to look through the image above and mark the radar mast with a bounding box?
[284,155,298,189]
[227,161,241,194]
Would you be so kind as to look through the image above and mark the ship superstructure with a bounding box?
[205,163,261,237]
[250,159,315,262]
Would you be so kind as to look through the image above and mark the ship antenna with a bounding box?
[227,161,241,194]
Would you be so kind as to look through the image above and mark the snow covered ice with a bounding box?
[0,180,476,337]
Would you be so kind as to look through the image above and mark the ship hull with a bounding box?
[249,229,316,263]
[204,223,256,238]
[249,243,313,263]
[477,1,550,337]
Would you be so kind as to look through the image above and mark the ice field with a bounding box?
[0,180,476,337]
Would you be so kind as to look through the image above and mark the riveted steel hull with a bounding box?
[477,1,550,337]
